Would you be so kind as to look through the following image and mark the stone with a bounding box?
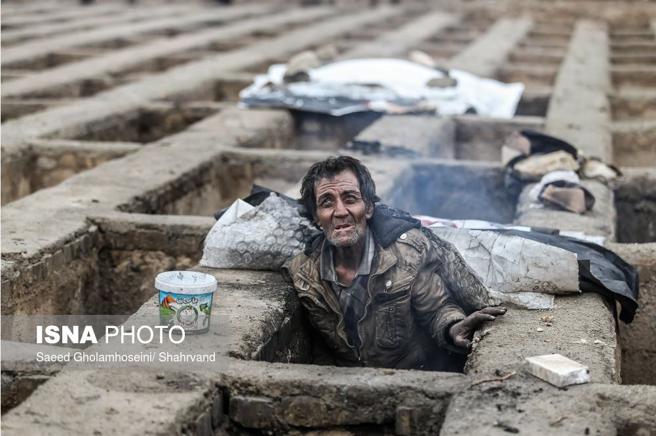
[229,395,276,429]
[279,396,329,427]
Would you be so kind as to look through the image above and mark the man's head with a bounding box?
[300,156,377,247]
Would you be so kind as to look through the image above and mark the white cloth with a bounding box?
[240,58,524,118]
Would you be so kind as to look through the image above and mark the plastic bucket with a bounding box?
[155,271,217,334]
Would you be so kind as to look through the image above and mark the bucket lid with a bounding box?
[155,271,217,294]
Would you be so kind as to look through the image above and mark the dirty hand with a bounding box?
[449,307,507,349]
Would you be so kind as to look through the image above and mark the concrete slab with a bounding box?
[546,20,612,161]
[338,10,459,59]
[1,4,126,28]
[2,4,269,66]
[1,5,194,45]
[2,6,323,98]
[1,107,293,260]
[441,381,656,435]
[1,7,399,147]
[448,18,533,78]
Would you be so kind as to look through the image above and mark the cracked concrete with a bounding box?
[1,1,656,434]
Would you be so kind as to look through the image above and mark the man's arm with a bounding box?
[410,232,506,351]
[410,235,467,350]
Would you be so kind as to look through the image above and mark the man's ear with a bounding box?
[365,203,374,219]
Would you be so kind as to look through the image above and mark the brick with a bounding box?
[526,353,591,387]
[229,395,276,429]
[279,396,330,427]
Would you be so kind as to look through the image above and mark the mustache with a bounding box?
[331,219,355,228]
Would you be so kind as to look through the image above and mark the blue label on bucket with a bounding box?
[159,291,213,332]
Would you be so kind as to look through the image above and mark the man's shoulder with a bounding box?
[391,227,431,254]
[287,248,318,278]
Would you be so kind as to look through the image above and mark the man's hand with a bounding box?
[449,307,507,349]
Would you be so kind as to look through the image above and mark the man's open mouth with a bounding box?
[334,224,354,231]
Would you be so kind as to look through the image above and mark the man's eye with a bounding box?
[319,199,332,207]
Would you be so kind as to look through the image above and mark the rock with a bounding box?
[284,50,321,82]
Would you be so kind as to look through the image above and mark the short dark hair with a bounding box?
[300,156,378,220]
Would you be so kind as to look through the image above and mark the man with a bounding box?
[287,156,505,370]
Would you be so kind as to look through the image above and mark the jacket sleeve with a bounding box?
[410,234,466,351]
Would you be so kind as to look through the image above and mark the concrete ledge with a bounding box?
[354,115,456,159]
[546,20,611,161]
[339,10,459,59]
[448,18,533,78]
[1,5,269,66]
[465,293,620,384]
[441,380,656,435]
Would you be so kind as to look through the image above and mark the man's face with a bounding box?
[314,170,373,248]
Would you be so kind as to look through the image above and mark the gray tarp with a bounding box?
[429,227,580,309]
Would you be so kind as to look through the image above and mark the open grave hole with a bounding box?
[0,50,96,72]
[1,104,224,206]
[614,170,656,243]
[9,57,203,104]
[509,47,565,65]
[497,63,558,89]
[1,98,71,122]
[611,53,656,66]
[1,139,140,208]
[61,104,219,144]
[613,241,656,386]
[388,161,518,223]
[612,66,656,90]
[454,115,545,161]
[612,123,656,167]
[118,151,319,217]
[610,94,656,121]
[610,42,656,56]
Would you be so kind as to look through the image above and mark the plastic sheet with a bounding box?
[240,58,524,118]
[201,194,317,271]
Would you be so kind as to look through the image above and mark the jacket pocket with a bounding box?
[374,289,411,349]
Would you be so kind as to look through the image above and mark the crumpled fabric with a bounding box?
[201,194,318,271]
[504,130,620,202]
[240,58,524,118]
[528,170,596,213]
[428,227,580,310]
[418,216,637,321]
[492,229,639,323]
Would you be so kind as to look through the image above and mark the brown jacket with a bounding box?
[287,209,466,370]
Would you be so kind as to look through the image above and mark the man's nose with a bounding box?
[333,199,348,217]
